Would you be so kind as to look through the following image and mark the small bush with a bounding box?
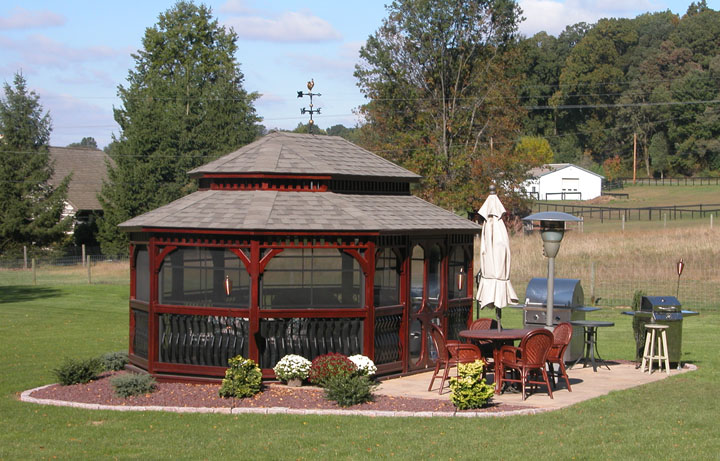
[449,360,494,410]
[101,351,129,371]
[110,373,157,398]
[273,354,312,382]
[53,357,105,386]
[218,355,262,398]
[308,353,356,388]
[323,374,379,407]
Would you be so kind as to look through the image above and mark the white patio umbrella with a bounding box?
[476,190,518,330]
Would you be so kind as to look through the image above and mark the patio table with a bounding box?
[459,328,539,391]
[569,320,615,372]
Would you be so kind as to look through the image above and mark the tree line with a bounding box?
[1,0,718,258]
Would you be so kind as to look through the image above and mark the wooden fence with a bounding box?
[533,202,720,223]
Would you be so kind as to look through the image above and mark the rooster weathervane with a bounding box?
[297,79,321,133]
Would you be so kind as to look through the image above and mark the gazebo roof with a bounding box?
[119,190,480,233]
[120,132,480,235]
[189,131,421,181]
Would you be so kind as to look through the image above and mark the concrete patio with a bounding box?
[376,361,695,411]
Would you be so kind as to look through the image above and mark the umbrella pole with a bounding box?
[496,308,502,331]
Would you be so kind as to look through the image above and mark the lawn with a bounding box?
[1,283,719,459]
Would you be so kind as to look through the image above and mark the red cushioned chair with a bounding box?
[497,329,554,400]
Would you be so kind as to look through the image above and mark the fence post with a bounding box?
[87,255,91,284]
[711,214,714,229]
[82,244,86,267]
[622,214,625,231]
[23,246,28,270]
[590,261,596,304]
[664,213,667,228]
[32,258,36,285]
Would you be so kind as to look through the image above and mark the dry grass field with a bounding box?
[504,224,720,308]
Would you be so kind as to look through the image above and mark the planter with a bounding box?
[286,378,303,387]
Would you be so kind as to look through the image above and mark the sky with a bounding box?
[0,0,701,149]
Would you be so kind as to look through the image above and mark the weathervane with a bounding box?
[297,79,321,133]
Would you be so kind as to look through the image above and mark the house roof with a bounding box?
[189,131,421,181]
[527,163,605,179]
[48,147,113,212]
[119,190,481,234]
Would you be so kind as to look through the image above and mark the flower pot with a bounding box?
[286,378,303,387]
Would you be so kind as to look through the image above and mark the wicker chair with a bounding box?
[546,322,573,391]
[497,329,554,400]
[427,324,486,394]
[468,317,498,370]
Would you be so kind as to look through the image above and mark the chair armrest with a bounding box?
[499,345,521,363]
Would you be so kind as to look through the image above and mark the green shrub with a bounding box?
[101,351,129,371]
[449,360,494,410]
[632,290,646,311]
[110,373,157,398]
[323,374,379,407]
[308,353,356,388]
[53,357,105,386]
[218,355,262,398]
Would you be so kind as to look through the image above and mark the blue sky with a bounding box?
[0,0,698,149]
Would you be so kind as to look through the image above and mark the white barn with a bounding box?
[523,164,604,201]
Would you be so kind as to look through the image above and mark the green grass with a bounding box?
[1,284,719,459]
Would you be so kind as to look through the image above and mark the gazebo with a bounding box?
[120,132,482,381]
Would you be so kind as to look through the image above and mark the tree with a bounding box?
[67,137,98,149]
[0,73,70,257]
[98,2,260,254]
[513,136,553,166]
[354,0,527,213]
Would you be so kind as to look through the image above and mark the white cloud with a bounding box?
[518,0,669,36]
[224,10,342,42]
[2,34,126,70]
[219,0,256,15]
[0,7,65,30]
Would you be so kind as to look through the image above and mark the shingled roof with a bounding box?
[189,131,421,181]
[119,190,480,233]
[49,147,113,212]
[121,132,479,234]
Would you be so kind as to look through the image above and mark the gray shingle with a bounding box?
[120,190,481,233]
[189,132,421,180]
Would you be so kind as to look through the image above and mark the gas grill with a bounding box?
[521,278,599,361]
[624,295,699,366]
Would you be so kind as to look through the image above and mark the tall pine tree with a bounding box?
[98,1,260,254]
[0,73,70,257]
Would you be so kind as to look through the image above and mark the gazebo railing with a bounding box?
[257,317,363,369]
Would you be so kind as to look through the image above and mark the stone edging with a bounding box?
[19,384,548,418]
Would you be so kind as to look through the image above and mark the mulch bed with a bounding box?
[28,371,532,414]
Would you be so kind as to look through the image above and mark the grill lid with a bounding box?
[641,296,681,312]
[525,278,584,307]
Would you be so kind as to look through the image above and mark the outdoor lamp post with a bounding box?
[522,211,582,329]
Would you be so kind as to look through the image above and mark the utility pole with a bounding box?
[633,132,637,185]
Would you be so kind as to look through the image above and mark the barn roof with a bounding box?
[49,146,112,212]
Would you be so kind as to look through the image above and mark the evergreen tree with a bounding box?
[0,73,70,257]
[98,1,260,254]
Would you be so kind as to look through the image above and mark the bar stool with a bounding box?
[640,324,670,375]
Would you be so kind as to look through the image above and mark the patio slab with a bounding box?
[375,361,695,411]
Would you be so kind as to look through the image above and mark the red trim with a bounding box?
[128,354,148,370]
[209,183,329,192]
[228,248,251,271]
[154,245,177,272]
[139,228,380,237]
[258,248,283,273]
[153,362,228,376]
[201,173,332,180]
[154,305,250,317]
[248,240,260,362]
[147,238,158,374]
[257,309,367,319]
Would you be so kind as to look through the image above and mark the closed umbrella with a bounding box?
[476,190,518,330]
